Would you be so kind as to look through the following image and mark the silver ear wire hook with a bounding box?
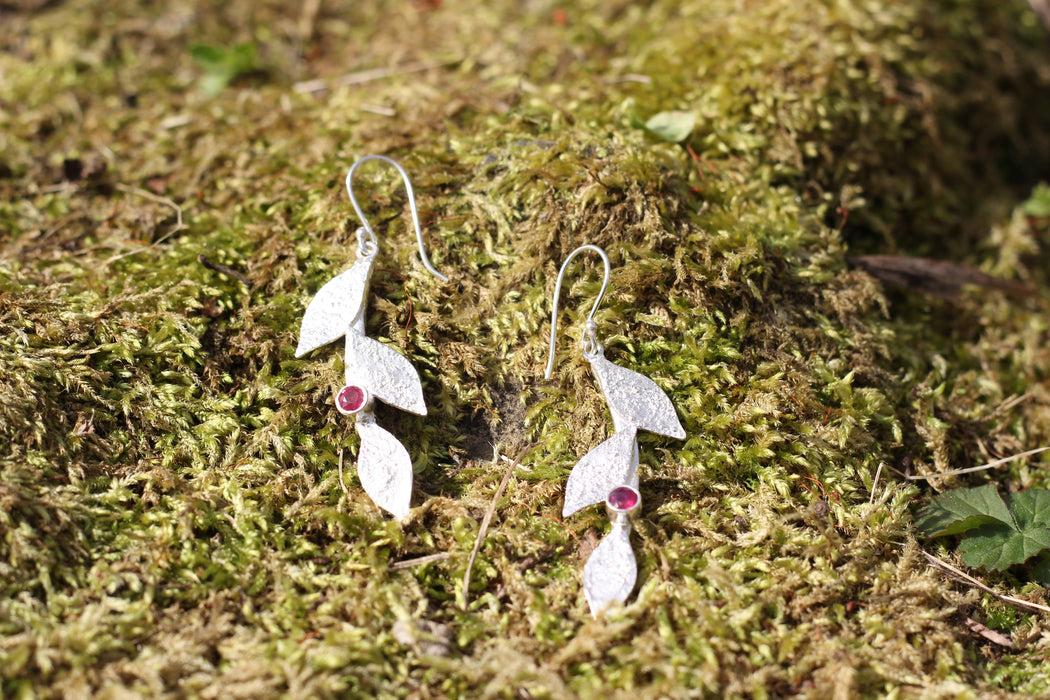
[544,244,612,379]
[345,155,449,282]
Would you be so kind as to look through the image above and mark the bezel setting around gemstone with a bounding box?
[606,485,641,513]
[335,384,369,415]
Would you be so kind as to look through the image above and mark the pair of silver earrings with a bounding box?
[295,156,684,617]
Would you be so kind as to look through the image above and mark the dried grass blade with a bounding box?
[921,550,1050,615]
[906,446,1050,480]
[459,442,537,610]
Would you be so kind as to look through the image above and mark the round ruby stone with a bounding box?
[607,485,640,512]
[336,385,367,414]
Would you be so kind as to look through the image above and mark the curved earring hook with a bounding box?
[544,244,612,379]
[345,155,449,282]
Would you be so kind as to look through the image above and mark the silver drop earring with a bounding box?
[296,155,448,520]
[545,245,685,616]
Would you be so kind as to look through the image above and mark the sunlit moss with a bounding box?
[1,0,1050,696]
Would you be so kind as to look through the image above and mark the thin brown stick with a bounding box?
[977,393,1031,423]
[921,550,1050,615]
[337,448,350,499]
[459,442,540,610]
[604,74,652,85]
[298,0,322,41]
[198,254,251,286]
[906,446,1050,481]
[360,104,396,117]
[114,184,184,234]
[390,552,452,570]
[160,114,192,130]
[962,616,1014,648]
[293,59,460,94]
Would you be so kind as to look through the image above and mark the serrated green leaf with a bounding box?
[929,488,1050,572]
[915,484,1014,536]
[959,521,1050,571]
[643,111,696,143]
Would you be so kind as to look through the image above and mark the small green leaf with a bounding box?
[189,44,228,71]
[190,43,258,96]
[199,73,231,98]
[642,111,696,143]
[1021,182,1050,218]
[915,484,1014,537]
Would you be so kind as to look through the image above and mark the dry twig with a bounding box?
[390,553,453,570]
[869,462,885,504]
[962,616,1014,648]
[906,446,1050,481]
[921,550,1050,615]
[847,255,1033,300]
[459,442,540,610]
[198,253,251,286]
[293,59,460,94]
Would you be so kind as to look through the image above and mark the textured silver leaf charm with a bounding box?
[295,252,376,357]
[590,356,686,439]
[296,249,424,518]
[563,427,637,517]
[344,332,426,415]
[583,518,637,616]
[296,157,449,522]
[568,357,685,615]
[545,244,686,616]
[355,416,414,520]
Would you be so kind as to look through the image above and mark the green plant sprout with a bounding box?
[190,43,258,96]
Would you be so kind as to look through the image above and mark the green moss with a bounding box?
[2,0,1050,696]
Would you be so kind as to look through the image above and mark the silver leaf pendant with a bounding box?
[590,356,686,439]
[296,248,423,520]
[562,355,683,617]
[563,427,637,517]
[296,252,375,357]
[545,244,683,616]
[356,416,414,520]
[583,516,637,616]
[345,332,426,415]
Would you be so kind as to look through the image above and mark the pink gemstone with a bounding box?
[607,486,639,512]
[336,385,367,414]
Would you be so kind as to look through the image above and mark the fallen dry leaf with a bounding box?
[962,616,1014,648]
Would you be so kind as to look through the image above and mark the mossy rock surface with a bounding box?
[3,0,1050,697]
